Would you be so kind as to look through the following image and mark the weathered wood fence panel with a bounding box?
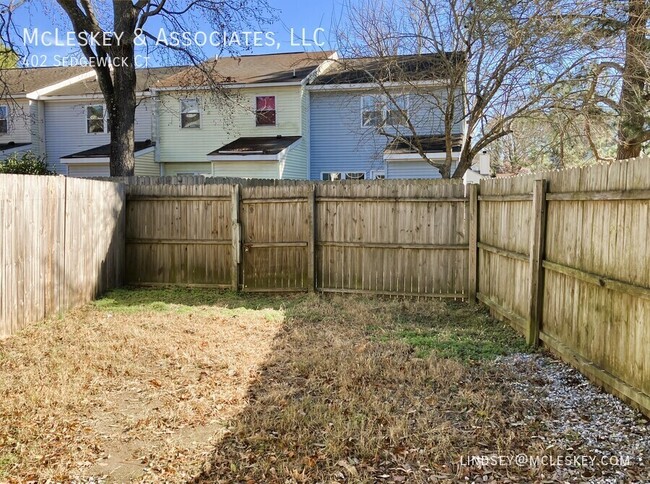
[0,175,125,338]
[477,157,650,417]
[316,181,468,297]
[123,179,470,298]
[125,183,233,287]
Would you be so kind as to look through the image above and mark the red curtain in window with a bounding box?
[256,96,276,111]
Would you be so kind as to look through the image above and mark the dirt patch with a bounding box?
[0,288,285,482]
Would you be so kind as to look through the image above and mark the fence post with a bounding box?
[467,183,479,303]
[307,184,316,292]
[528,179,548,346]
[231,184,241,292]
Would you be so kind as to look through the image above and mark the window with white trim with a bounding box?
[321,172,367,180]
[180,98,201,128]
[371,170,386,180]
[0,105,8,134]
[321,172,342,181]
[86,104,109,134]
[345,172,365,180]
[256,96,276,126]
[361,95,409,127]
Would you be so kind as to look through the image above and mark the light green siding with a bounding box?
[211,161,279,179]
[134,151,159,176]
[281,88,309,179]
[163,162,212,176]
[156,85,309,179]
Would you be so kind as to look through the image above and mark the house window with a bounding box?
[256,96,276,126]
[361,95,383,127]
[371,170,386,180]
[345,172,366,180]
[322,172,342,181]
[361,95,409,127]
[180,99,201,128]
[386,95,409,126]
[86,104,108,134]
[0,106,7,134]
[321,172,366,180]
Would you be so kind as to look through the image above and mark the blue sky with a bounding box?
[8,0,342,67]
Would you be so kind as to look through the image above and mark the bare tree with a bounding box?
[339,0,598,178]
[0,0,274,176]
[574,0,649,159]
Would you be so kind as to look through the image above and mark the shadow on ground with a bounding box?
[185,294,546,483]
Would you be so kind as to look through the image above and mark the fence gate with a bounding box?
[236,184,314,292]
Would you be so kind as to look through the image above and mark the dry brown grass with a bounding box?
[1,288,549,482]
[0,289,285,482]
[196,295,550,483]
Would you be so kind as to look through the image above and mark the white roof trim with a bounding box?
[207,153,282,162]
[60,157,109,165]
[384,152,459,162]
[27,70,96,100]
[308,80,448,91]
[153,81,304,93]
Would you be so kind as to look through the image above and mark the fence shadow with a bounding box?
[190,296,544,483]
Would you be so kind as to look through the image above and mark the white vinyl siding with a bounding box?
[134,151,158,176]
[0,100,35,146]
[67,163,110,178]
[44,98,154,174]
[162,162,212,176]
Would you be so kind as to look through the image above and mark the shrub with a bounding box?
[0,151,54,175]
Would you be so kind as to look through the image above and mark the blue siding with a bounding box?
[309,91,385,180]
[309,89,464,180]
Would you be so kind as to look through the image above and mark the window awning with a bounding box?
[60,140,155,164]
[207,136,301,162]
[384,135,463,161]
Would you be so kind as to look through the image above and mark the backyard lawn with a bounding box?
[0,289,647,482]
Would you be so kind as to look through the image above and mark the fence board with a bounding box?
[477,157,650,417]
[0,175,124,338]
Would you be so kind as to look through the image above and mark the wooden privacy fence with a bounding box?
[476,157,649,417]
[0,175,125,338]
[124,179,471,298]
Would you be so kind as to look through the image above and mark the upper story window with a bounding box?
[180,99,201,128]
[0,106,8,134]
[256,96,276,126]
[86,104,109,134]
[361,95,409,127]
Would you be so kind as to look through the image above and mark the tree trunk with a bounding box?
[108,64,136,176]
[452,142,474,178]
[108,2,138,177]
[616,0,649,160]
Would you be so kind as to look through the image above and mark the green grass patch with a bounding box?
[93,286,299,314]
[378,301,531,361]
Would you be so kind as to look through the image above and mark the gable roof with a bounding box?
[311,52,465,86]
[158,51,336,89]
[44,66,186,97]
[0,66,92,97]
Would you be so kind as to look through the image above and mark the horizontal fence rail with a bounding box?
[123,179,471,299]
[477,157,650,417]
[3,158,648,418]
